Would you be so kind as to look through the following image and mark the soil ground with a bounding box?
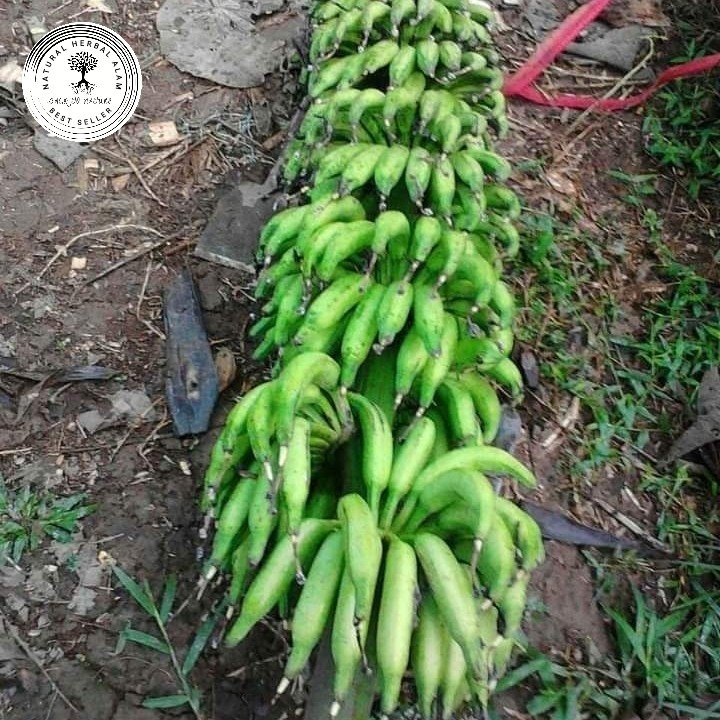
[0,1,717,720]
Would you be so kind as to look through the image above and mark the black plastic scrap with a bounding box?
[521,500,643,551]
[164,269,219,436]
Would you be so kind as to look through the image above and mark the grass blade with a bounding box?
[182,609,220,676]
[122,628,170,654]
[112,565,157,616]
[142,694,189,709]
[159,574,177,623]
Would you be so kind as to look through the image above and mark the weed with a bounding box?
[0,478,95,565]
[112,565,221,718]
[643,36,720,199]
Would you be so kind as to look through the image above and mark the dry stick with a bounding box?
[14,224,164,297]
[84,232,184,286]
[136,260,153,319]
[555,38,657,164]
[0,609,79,713]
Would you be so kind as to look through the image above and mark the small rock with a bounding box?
[77,409,106,435]
[33,131,92,171]
[109,389,156,423]
[71,257,87,270]
[494,406,524,454]
[214,347,237,391]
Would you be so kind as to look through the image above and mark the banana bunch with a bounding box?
[207,382,543,718]
[196,0,548,714]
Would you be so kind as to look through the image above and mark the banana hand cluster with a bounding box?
[198,0,547,714]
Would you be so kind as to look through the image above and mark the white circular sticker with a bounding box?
[22,22,142,143]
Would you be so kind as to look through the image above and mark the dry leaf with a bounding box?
[545,169,577,196]
[147,120,182,147]
[111,173,130,192]
[215,346,237,392]
[86,0,115,12]
[601,0,670,28]
[0,61,23,91]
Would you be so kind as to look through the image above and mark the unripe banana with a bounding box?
[274,273,305,346]
[428,155,456,221]
[493,496,545,571]
[274,352,341,460]
[376,538,418,713]
[484,356,524,399]
[412,594,446,719]
[338,493,383,629]
[391,0,416,32]
[363,39,401,75]
[394,325,431,405]
[394,446,536,532]
[412,279,446,357]
[400,467,495,539]
[440,632,467,720]
[380,415,436,529]
[340,283,385,390]
[247,464,277,567]
[418,311,458,409]
[438,39,463,74]
[408,215,443,273]
[316,220,375,281]
[373,146,411,204]
[496,571,529,638]
[258,204,310,263]
[383,71,426,134]
[376,280,414,349]
[281,417,311,553]
[314,142,371,186]
[330,568,362,716]
[348,89,385,132]
[456,372,502,444]
[414,532,481,673]
[435,376,482,447]
[294,273,369,342]
[346,394,393,518]
[277,530,345,688]
[225,518,336,646]
[388,44,416,86]
[405,146,434,208]
[246,381,278,484]
[339,144,387,195]
[416,37,440,78]
[475,514,518,602]
[205,476,255,577]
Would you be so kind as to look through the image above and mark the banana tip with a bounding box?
[276,677,290,696]
[330,701,341,718]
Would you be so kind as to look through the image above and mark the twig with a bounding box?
[125,154,168,206]
[43,690,58,720]
[14,224,165,297]
[555,39,657,162]
[84,233,182,286]
[0,609,79,713]
[136,261,153,320]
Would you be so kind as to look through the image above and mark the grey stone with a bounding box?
[156,0,305,89]
[195,180,278,272]
[567,24,653,72]
[33,130,91,171]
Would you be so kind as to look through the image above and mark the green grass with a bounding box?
[0,478,96,565]
[112,565,221,718]
[642,16,720,199]
[505,189,720,717]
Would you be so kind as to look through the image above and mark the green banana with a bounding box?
[346,394,394,518]
[376,537,418,713]
[225,518,336,646]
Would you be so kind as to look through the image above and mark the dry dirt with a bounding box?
[0,1,715,720]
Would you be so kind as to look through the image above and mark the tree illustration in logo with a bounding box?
[68,51,98,93]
